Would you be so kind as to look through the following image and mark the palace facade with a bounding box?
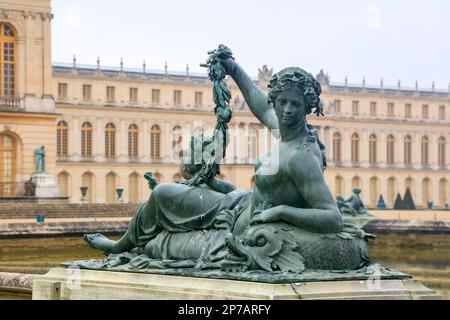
[0,0,449,208]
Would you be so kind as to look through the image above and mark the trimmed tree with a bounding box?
[377,195,387,209]
[393,193,403,210]
[401,187,416,210]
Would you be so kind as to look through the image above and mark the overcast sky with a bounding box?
[52,0,450,90]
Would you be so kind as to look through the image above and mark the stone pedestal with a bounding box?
[32,268,441,300]
[31,173,60,198]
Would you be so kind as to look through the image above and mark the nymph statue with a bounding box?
[84,46,374,273]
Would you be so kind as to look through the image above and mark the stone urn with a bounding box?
[80,186,88,204]
[116,188,124,203]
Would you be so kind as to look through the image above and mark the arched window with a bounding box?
[57,172,69,197]
[105,172,117,204]
[439,178,448,208]
[81,172,94,203]
[128,124,139,158]
[247,128,258,164]
[105,123,116,158]
[335,176,344,197]
[404,135,412,165]
[352,176,362,189]
[369,177,380,208]
[151,125,161,159]
[369,134,377,164]
[387,177,397,208]
[386,135,395,164]
[0,134,15,197]
[0,23,16,97]
[172,125,183,160]
[333,133,341,162]
[129,172,140,203]
[351,133,360,163]
[81,122,93,157]
[422,178,431,208]
[438,137,446,166]
[421,136,429,165]
[57,121,68,157]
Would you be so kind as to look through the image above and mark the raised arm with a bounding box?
[222,59,279,135]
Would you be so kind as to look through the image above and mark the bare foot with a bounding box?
[84,233,116,254]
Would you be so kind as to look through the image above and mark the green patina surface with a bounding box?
[81,45,381,277]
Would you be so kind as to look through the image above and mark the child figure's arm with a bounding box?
[206,178,236,194]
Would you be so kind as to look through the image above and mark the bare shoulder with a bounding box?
[287,143,323,179]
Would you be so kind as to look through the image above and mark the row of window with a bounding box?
[57,83,204,106]
[332,132,447,166]
[57,121,162,159]
[334,176,449,208]
[57,121,260,162]
[334,100,447,120]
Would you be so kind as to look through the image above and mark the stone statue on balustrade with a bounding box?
[34,146,46,174]
[73,45,405,281]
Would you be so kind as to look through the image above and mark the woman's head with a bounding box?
[268,67,324,125]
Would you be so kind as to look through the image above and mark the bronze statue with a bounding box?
[337,188,368,216]
[83,45,374,273]
[34,146,46,174]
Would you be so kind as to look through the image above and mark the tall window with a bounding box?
[404,135,412,165]
[387,177,397,208]
[81,122,93,157]
[439,105,446,120]
[58,83,68,100]
[106,172,117,204]
[129,173,140,203]
[82,84,92,101]
[351,133,360,163]
[369,134,377,163]
[57,121,68,157]
[438,137,446,166]
[151,125,161,159]
[335,176,344,197]
[387,103,394,117]
[106,86,115,103]
[247,128,258,164]
[422,104,429,119]
[386,135,395,164]
[174,90,182,105]
[57,172,69,197]
[195,91,203,107]
[370,102,377,116]
[152,89,160,104]
[0,134,15,197]
[0,23,16,97]
[352,101,359,116]
[422,178,431,208]
[128,124,139,158]
[334,100,341,113]
[333,132,342,162]
[405,104,412,118]
[421,136,429,165]
[105,123,116,158]
[129,88,138,103]
[439,178,448,208]
[172,126,183,160]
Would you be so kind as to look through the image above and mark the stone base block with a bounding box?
[32,268,441,300]
[31,173,60,198]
